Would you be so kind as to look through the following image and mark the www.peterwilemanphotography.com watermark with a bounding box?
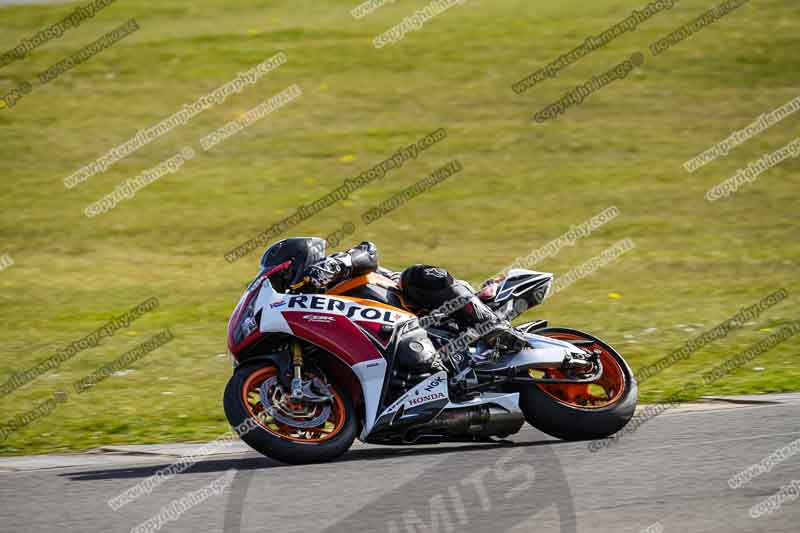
[0,328,173,442]
[635,288,788,385]
[351,0,395,19]
[684,95,800,173]
[502,206,620,274]
[64,52,287,188]
[0,297,160,398]
[108,416,262,511]
[224,128,448,262]
[589,320,800,452]
[0,0,118,69]
[512,0,676,95]
[73,329,174,393]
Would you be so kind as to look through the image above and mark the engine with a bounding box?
[390,326,441,391]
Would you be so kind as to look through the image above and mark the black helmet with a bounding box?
[259,237,326,292]
[400,264,457,310]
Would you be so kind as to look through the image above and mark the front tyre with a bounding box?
[517,328,637,441]
[223,362,357,464]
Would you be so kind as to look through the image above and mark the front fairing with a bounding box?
[227,275,292,356]
[226,276,401,441]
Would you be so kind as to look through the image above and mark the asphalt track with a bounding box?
[1,396,799,532]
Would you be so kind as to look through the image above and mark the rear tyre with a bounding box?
[517,328,637,441]
[223,361,358,464]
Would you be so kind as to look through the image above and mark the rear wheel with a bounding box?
[223,362,357,464]
[517,328,637,440]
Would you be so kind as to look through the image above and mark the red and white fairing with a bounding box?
[228,275,415,439]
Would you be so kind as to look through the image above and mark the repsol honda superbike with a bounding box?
[224,246,638,464]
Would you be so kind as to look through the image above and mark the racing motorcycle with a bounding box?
[224,240,637,464]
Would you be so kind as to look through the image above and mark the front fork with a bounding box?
[288,339,334,403]
[290,339,305,400]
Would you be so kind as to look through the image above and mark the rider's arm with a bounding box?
[305,241,379,289]
[347,241,379,276]
[377,266,401,283]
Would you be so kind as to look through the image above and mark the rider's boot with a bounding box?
[453,292,529,355]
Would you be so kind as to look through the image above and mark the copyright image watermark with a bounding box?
[705,137,800,202]
[0,391,69,442]
[0,253,14,273]
[131,470,236,533]
[84,148,195,217]
[385,449,535,532]
[749,479,800,519]
[534,53,644,122]
[641,522,664,533]
[109,417,261,511]
[0,81,32,110]
[1,327,172,443]
[373,0,466,48]
[728,438,800,489]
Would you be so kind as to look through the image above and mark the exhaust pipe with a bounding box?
[403,404,524,443]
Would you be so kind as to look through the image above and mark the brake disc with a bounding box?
[259,377,331,429]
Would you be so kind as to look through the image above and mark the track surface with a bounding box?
[1,400,799,532]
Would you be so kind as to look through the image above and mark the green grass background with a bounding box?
[0,0,797,455]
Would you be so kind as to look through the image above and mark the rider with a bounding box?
[261,238,525,351]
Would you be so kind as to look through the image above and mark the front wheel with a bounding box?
[516,328,637,441]
[223,362,358,464]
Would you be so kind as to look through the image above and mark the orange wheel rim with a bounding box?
[535,332,626,409]
[241,367,347,443]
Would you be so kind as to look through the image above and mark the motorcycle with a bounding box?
[224,245,637,464]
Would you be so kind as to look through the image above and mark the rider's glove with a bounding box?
[305,255,351,289]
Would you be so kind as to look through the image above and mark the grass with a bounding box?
[0,0,798,455]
